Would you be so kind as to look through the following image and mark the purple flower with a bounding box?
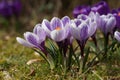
[10,0,22,16]
[42,16,71,42]
[91,1,110,15]
[111,8,120,29]
[71,18,97,42]
[0,0,22,18]
[98,13,116,35]
[16,24,47,54]
[114,31,120,42]
[73,5,91,18]
[0,0,12,18]
[70,18,97,56]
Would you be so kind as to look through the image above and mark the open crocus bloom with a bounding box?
[114,31,120,42]
[98,14,116,35]
[16,24,46,50]
[42,16,71,42]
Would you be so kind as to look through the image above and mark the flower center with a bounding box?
[55,27,61,31]
[118,12,120,16]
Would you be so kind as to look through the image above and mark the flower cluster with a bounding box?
[17,1,120,74]
[0,0,22,18]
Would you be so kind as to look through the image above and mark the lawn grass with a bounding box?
[0,30,120,80]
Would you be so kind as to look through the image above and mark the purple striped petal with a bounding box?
[114,31,120,42]
[74,19,82,27]
[42,19,52,31]
[33,24,41,34]
[61,16,70,26]
[87,19,97,36]
[77,14,88,20]
[79,23,88,41]
[50,17,63,30]
[36,27,46,43]
[106,17,116,33]
[16,37,35,47]
[24,32,39,47]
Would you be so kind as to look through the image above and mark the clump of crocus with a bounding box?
[0,0,22,18]
[17,16,73,70]
[16,1,120,77]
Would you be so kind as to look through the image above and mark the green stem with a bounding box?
[104,34,109,56]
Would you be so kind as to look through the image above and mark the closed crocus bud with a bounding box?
[91,1,110,15]
[114,31,120,42]
[73,5,91,18]
[70,18,97,57]
[111,8,120,29]
[98,14,116,36]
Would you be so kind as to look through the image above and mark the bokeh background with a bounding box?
[0,0,120,32]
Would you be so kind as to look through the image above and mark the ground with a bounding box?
[0,30,120,80]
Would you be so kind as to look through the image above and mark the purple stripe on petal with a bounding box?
[33,24,41,34]
[61,16,70,26]
[114,31,120,42]
[77,14,88,20]
[42,19,51,30]
[50,17,63,30]
[79,23,88,41]
[74,19,82,27]
[16,37,34,47]
[24,32,39,47]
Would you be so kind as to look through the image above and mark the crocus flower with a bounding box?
[111,8,120,29]
[91,1,110,15]
[42,16,70,42]
[42,16,72,56]
[71,17,97,56]
[73,5,91,18]
[98,13,116,36]
[16,24,47,55]
[97,14,116,54]
[114,31,120,42]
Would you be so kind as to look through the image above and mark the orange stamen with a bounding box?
[55,27,61,30]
